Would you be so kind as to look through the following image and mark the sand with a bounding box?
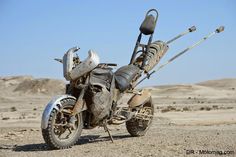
[0,76,235,157]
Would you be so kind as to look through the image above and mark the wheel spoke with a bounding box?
[65,128,72,139]
[54,123,67,127]
[53,112,80,140]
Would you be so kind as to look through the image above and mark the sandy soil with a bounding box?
[0,76,236,157]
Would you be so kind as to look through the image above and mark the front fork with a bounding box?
[68,86,87,129]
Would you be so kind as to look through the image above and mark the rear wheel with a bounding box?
[126,98,154,136]
[42,98,83,149]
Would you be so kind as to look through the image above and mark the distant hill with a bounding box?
[0,76,65,95]
[146,78,236,100]
[197,78,236,90]
[0,76,235,97]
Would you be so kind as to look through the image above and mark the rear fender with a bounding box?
[41,95,76,129]
[128,90,151,108]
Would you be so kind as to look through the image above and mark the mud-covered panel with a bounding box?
[88,86,112,125]
[90,67,113,90]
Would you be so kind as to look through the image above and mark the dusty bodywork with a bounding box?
[63,49,100,81]
[128,90,151,108]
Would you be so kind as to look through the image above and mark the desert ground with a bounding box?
[0,76,235,157]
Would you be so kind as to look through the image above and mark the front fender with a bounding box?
[41,95,76,129]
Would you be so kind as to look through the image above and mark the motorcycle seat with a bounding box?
[114,65,140,92]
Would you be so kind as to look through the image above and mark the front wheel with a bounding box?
[42,98,83,149]
[126,97,154,137]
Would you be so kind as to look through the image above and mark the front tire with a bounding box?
[126,98,154,137]
[42,98,83,149]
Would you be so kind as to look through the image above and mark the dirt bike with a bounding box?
[41,9,224,149]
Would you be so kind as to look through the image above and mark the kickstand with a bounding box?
[103,122,114,143]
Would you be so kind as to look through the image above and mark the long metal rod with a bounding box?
[166,26,196,44]
[134,26,224,88]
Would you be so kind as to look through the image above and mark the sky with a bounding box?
[0,0,235,86]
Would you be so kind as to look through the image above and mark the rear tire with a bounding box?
[42,98,83,149]
[126,98,154,137]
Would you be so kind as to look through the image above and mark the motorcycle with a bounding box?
[41,9,224,149]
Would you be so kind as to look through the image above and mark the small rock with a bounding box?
[10,107,17,112]
[84,150,90,153]
[18,129,27,132]
[200,107,205,110]
[205,107,211,111]
[183,107,190,111]
[2,117,10,120]
[7,132,17,136]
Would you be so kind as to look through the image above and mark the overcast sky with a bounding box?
[0,0,235,86]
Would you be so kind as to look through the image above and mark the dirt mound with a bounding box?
[0,76,65,95]
[0,76,33,88]
[14,78,65,95]
[149,79,236,102]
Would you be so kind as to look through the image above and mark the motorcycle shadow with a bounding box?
[13,134,131,152]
